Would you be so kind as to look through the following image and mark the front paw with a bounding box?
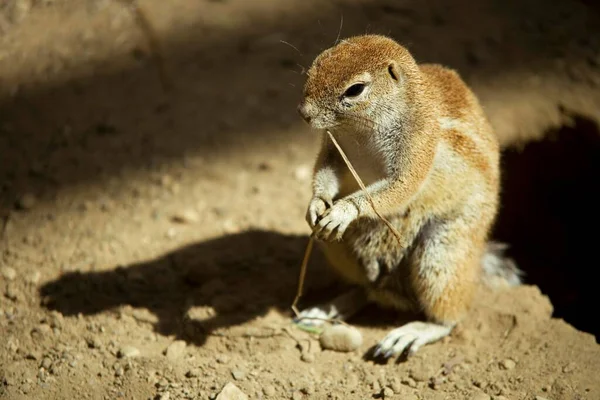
[314,199,358,241]
[306,197,331,228]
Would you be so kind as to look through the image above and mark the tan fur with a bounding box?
[298,35,514,338]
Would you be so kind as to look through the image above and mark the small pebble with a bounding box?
[222,219,240,234]
[319,324,363,352]
[410,366,435,382]
[216,354,229,364]
[470,393,491,400]
[157,392,170,400]
[16,193,37,210]
[300,353,315,363]
[401,377,417,388]
[164,340,186,360]
[26,271,41,285]
[292,391,303,400]
[372,381,381,392]
[231,369,246,381]
[215,382,248,400]
[38,369,47,381]
[390,378,402,393]
[114,367,124,377]
[500,359,516,370]
[32,323,52,337]
[473,379,487,388]
[165,228,177,238]
[383,387,394,398]
[157,378,169,388]
[562,362,576,373]
[185,369,200,378]
[41,357,52,369]
[5,285,19,301]
[535,397,549,400]
[1,267,17,280]
[86,336,102,349]
[263,385,276,396]
[117,346,140,358]
[171,210,199,224]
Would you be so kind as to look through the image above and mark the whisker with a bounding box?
[280,40,303,56]
[334,15,344,45]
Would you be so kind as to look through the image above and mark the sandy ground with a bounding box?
[1,0,599,399]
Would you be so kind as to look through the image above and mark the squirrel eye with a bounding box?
[343,83,365,98]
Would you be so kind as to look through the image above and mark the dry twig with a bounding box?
[290,130,404,318]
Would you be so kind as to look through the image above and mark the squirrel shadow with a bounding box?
[38,229,417,347]
[38,229,401,346]
[39,230,322,346]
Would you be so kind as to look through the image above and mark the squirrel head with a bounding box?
[298,35,422,133]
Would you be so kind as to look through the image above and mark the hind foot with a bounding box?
[373,321,453,358]
[294,288,367,327]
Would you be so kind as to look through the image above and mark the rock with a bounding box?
[117,346,140,358]
[231,369,246,381]
[222,219,240,234]
[535,397,549,400]
[383,387,395,398]
[1,267,17,280]
[31,323,52,338]
[401,377,417,388]
[185,369,200,378]
[171,210,200,224]
[86,336,102,349]
[26,271,41,285]
[562,362,576,373]
[500,359,516,370]
[292,391,303,400]
[5,285,20,302]
[300,352,315,363]
[216,354,229,364]
[390,378,402,393]
[372,380,381,392]
[216,382,248,400]
[164,340,186,360]
[156,378,169,389]
[165,228,177,238]
[470,393,491,400]
[410,365,435,383]
[40,357,52,369]
[16,193,37,210]
[319,324,363,352]
[263,385,276,396]
[157,392,171,400]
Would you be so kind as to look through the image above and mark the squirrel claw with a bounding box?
[374,322,453,358]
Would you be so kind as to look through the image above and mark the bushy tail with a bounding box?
[481,241,523,288]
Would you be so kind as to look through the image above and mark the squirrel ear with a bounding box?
[388,61,401,83]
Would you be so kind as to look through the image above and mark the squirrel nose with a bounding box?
[297,103,312,123]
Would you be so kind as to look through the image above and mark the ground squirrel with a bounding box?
[295,34,522,358]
